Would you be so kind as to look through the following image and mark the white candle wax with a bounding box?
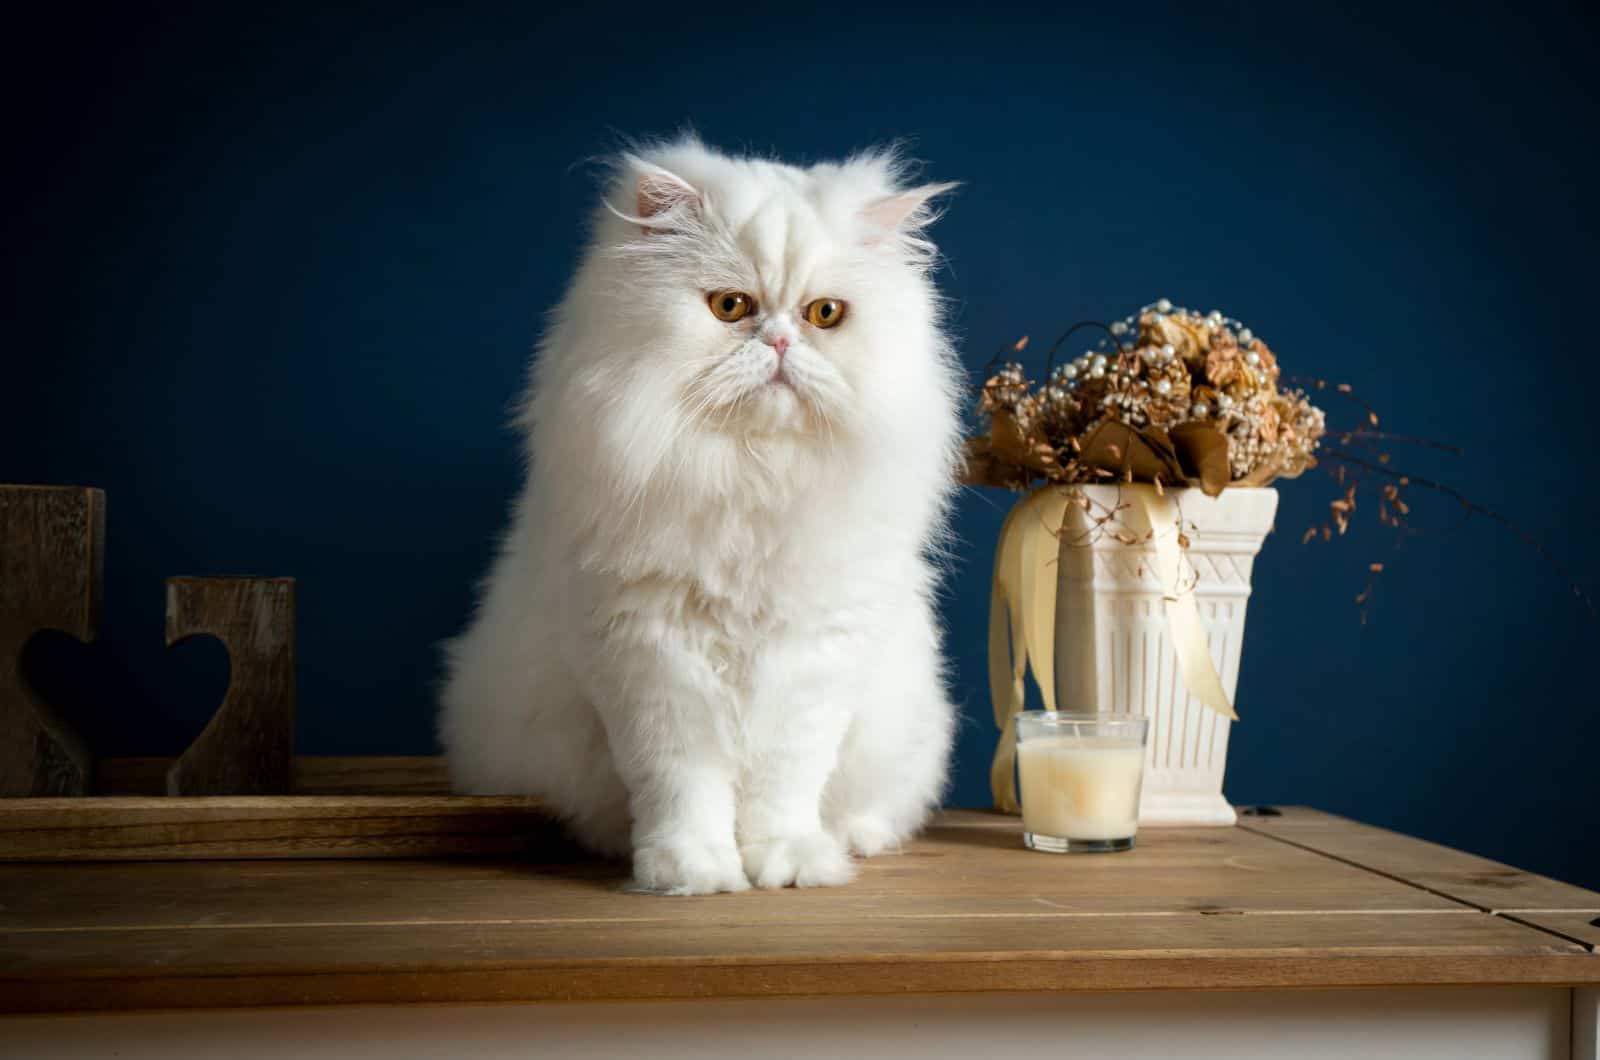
[1017,736,1145,841]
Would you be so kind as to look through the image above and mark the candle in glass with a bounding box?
[1015,712,1149,853]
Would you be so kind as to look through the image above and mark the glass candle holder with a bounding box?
[1015,712,1150,853]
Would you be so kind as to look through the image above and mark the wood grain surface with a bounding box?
[164,577,295,796]
[0,485,103,797]
[6,758,500,861]
[0,809,1595,1013]
[1498,911,1600,952]
[0,795,552,861]
[1238,807,1600,923]
[96,755,453,797]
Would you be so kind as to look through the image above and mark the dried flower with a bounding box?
[963,303,1326,495]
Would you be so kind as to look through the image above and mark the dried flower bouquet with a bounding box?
[962,300,1325,496]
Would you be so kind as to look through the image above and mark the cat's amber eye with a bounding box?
[708,290,755,322]
[804,298,847,329]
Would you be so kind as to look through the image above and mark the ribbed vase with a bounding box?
[1053,486,1279,826]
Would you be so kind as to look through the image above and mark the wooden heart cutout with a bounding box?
[3,484,298,798]
[164,577,296,796]
[0,486,103,795]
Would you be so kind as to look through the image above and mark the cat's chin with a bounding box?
[719,381,825,437]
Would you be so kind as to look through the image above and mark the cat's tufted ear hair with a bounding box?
[861,181,960,240]
[613,156,702,236]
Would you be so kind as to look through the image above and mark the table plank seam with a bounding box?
[0,908,1486,935]
[1239,823,1600,956]
[1238,823,1496,913]
[1494,914,1597,954]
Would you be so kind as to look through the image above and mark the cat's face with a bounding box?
[588,144,955,441]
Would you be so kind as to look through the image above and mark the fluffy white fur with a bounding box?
[440,137,963,895]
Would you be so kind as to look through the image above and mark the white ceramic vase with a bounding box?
[1052,486,1279,826]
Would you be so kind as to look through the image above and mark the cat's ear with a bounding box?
[861,182,960,241]
[627,159,702,236]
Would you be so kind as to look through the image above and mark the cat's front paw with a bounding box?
[740,832,855,889]
[631,840,750,896]
[830,814,904,858]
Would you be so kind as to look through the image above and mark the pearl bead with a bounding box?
[1156,298,1173,313]
[1206,310,1223,325]
[1154,379,1173,396]
[1160,343,1176,362]
[1218,394,1235,409]
[1063,364,1078,379]
[1091,354,1107,368]
[1244,351,1260,367]
[1191,402,1210,417]
[1090,365,1106,379]
[1110,321,1128,336]
[1238,328,1254,344]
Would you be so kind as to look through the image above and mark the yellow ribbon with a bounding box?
[986,486,1070,812]
[987,484,1236,813]
[1135,485,1238,725]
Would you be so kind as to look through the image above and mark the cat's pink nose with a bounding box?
[765,336,789,358]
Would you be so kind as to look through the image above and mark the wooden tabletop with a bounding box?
[1,808,1596,1013]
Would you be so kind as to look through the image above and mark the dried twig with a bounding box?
[1324,447,1597,621]
[1338,428,1466,456]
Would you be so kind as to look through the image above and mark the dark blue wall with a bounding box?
[6,2,1597,888]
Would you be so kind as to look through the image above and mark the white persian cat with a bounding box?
[440,137,963,895]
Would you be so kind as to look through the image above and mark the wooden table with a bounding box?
[3,808,1597,1059]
